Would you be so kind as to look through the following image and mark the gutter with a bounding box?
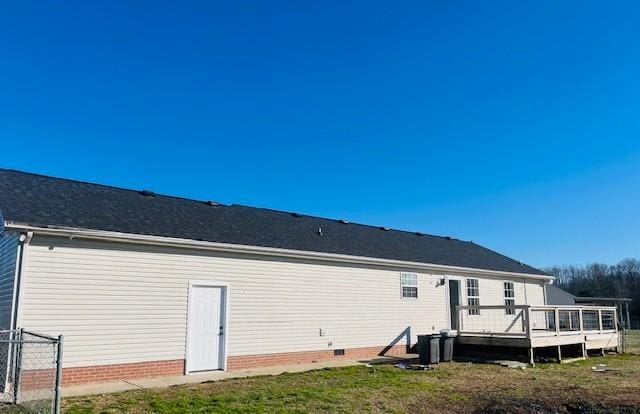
[574,297,632,302]
[6,223,554,281]
[10,231,33,330]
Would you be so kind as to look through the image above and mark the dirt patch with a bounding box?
[477,399,640,414]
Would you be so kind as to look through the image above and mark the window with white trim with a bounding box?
[466,278,480,315]
[400,273,418,299]
[504,281,515,315]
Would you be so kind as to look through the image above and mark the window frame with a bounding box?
[503,281,516,315]
[466,278,480,315]
[400,272,418,299]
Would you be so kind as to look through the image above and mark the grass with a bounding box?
[3,336,639,413]
[53,353,640,414]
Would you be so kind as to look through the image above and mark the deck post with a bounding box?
[528,346,535,366]
[612,307,620,353]
[557,345,562,363]
[526,307,535,367]
[554,308,560,336]
[578,309,584,333]
[625,302,631,330]
[578,308,586,357]
[617,304,623,331]
[598,310,604,356]
[598,309,603,333]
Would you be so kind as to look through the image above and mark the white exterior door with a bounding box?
[188,285,225,372]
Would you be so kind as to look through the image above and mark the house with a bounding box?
[0,169,614,386]
[545,284,576,305]
[545,285,632,330]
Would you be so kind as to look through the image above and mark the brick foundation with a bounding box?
[62,359,185,386]
[20,368,56,391]
[58,344,410,386]
[227,344,409,370]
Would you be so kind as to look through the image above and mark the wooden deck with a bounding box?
[454,305,620,364]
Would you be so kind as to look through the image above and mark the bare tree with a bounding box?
[543,258,639,328]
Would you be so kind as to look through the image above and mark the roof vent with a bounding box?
[318,227,323,236]
[204,200,219,206]
[380,226,390,231]
[139,190,155,197]
[415,232,424,236]
[338,219,349,224]
[444,236,452,240]
[291,212,302,218]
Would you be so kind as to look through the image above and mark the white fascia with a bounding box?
[6,223,555,282]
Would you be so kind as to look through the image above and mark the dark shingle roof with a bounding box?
[0,169,547,276]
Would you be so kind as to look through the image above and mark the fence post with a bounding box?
[10,330,17,405]
[54,335,64,414]
[13,328,23,405]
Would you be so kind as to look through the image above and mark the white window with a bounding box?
[466,278,480,315]
[504,281,515,315]
[400,273,418,299]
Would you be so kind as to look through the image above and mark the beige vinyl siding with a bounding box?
[522,278,546,305]
[459,276,545,333]
[20,235,545,368]
[469,277,545,307]
[0,232,19,330]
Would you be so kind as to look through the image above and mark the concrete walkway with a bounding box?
[63,354,418,397]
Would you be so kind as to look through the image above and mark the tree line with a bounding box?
[543,258,639,327]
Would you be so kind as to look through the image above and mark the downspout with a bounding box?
[10,231,33,331]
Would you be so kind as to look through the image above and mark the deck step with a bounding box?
[560,357,586,364]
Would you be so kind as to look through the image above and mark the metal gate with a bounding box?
[0,329,63,414]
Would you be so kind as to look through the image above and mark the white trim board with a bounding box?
[6,224,554,281]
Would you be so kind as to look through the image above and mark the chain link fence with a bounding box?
[0,329,63,414]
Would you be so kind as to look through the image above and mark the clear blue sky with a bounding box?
[1,1,639,268]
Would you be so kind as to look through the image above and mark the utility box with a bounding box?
[418,334,441,364]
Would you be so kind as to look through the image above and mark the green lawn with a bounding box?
[55,354,640,414]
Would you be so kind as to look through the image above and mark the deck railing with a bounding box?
[455,305,618,340]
